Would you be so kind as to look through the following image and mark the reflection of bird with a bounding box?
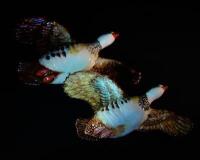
[17,17,141,87]
[64,71,193,140]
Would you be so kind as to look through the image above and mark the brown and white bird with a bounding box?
[63,71,193,140]
[17,17,141,89]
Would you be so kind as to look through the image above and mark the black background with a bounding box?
[2,4,200,159]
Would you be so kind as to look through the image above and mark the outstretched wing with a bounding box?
[91,57,142,96]
[16,17,71,54]
[139,108,193,136]
[63,71,125,112]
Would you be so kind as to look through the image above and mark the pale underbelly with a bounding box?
[39,49,98,84]
[96,100,145,137]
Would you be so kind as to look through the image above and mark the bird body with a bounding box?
[38,43,100,84]
[17,17,140,89]
[64,71,192,140]
[37,32,118,84]
[17,31,118,85]
[95,97,146,137]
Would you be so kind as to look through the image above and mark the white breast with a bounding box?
[39,48,93,72]
[95,99,145,137]
[39,47,98,84]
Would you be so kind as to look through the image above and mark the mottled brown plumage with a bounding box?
[76,118,125,140]
[75,118,99,141]
[64,72,193,140]
[91,58,142,96]
[17,18,134,85]
[16,17,71,54]
[64,71,125,112]
[139,108,193,136]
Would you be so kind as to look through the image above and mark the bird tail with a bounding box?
[139,108,193,136]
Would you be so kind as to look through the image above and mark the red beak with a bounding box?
[112,32,120,39]
[160,84,168,91]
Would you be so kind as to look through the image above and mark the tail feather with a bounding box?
[139,108,193,136]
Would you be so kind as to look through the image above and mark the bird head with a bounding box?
[97,32,119,49]
[146,84,168,104]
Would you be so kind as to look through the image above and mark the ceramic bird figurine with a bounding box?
[17,17,141,88]
[17,17,119,84]
[36,32,119,84]
[63,71,192,140]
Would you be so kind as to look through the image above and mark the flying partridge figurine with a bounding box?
[17,17,140,87]
[63,71,193,140]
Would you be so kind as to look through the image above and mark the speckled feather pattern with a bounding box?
[91,58,142,96]
[64,71,124,112]
[16,17,71,53]
[139,108,193,136]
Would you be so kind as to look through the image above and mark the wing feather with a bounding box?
[139,108,193,136]
[91,57,142,96]
[63,71,125,112]
[16,17,71,54]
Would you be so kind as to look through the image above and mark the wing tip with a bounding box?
[75,118,98,141]
[140,109,194,136]
[169,116,194,136]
